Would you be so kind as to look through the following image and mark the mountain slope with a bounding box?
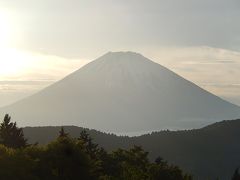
[1,52,240,133]
[23,119,240,180]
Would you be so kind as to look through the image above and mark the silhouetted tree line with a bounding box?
[0,114,235,180]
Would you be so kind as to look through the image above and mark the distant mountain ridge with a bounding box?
[23,119,240,180]
[1,52,240,133]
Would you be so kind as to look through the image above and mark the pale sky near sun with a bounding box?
[0,0,240,107]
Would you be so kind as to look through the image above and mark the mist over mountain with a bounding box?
[1,52,240,133]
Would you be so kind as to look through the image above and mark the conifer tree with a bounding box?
[58,127,69,138]
[0,114,27,148]
[78,130,99,159]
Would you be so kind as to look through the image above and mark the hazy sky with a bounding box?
[0,0,240,107]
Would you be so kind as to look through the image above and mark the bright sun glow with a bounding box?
[0,10,28,78]
[0,48,32,77]
[0,47,87,80]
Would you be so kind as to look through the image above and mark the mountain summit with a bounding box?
[1,52,240,133]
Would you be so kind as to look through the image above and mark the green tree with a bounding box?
[78,130,105,177]
[108,146,149,179]
[41,137,94,180]
[0,145,40,180]
[0,114,27,148]
[108,145,192,180]
[147,163,192,180]
[78,130,99,159]
[148,155,192,180]
[58,127,69,138]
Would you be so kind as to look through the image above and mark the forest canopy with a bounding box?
[0,114,192,180]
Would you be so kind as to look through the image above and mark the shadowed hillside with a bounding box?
[24,119,240,180]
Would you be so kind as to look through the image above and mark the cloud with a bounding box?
[0,0,239,58]
[0,48,89,81]
[132,46,240,105]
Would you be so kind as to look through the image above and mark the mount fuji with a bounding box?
[1,52,240,133]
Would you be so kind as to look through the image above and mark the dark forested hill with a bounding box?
[23,119,240,180]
